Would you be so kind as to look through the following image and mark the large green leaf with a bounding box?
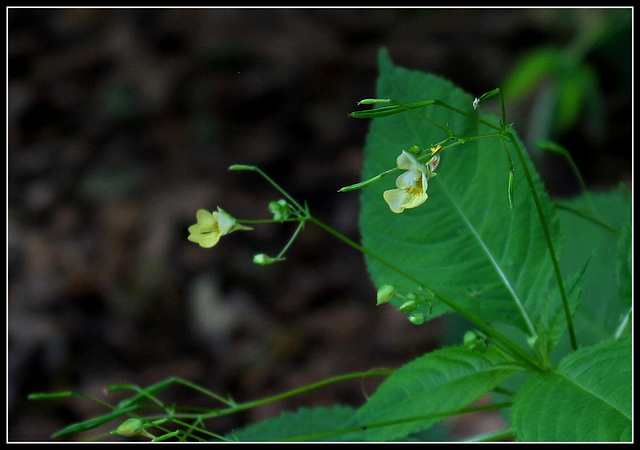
[511,336,631,442]
[339,345,521,441]
[359,49,560,335]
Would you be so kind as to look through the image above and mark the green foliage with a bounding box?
[340,345,522,442]
[30,48,631,443]
[228,346,521,442]
[554,189,631,349]
[359,49,559,341]
[502,9,631,138]
[512,336,631,441]
[227,405,357,442]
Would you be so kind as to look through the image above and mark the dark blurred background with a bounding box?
[8,7,631,442]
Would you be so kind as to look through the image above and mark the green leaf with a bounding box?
[343,345,522,441]
[511,336,631,442]
[227,405,357,442]
[617,222,631,307]
[535,257,588,354]
[359,49,560,336]
[502,46,561,101]
[554,189,631,348]
[554,63,599,133]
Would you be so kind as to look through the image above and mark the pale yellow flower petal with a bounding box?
[198,232,222,248]
[396,150,423,171]
[383,188,428,213]
[195,209,216,228]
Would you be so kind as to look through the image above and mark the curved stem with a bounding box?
[194,370,392,420]
[229,165,306,214]
[307,216,542,372]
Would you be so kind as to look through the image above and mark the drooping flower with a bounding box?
[188,207,252,248]
[382,151,435,213]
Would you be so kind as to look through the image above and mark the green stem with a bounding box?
[552,202,620,235]
[351,98,501,133]
[505,134,577,351]
[274,219,306,260]
[229,165,306,214]
[463,427,516,442]
[280,401,513,442]
[432,99,502,131]
[234,161,542,369]
[307,216,542,372]
[197,370,392,420]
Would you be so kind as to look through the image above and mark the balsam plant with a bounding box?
[30,49,631,442]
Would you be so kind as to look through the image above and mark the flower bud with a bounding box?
[269,199,294,221]
[463,330,488,352]
[398,300,418,312]
[407,145,422,155]
[419,288,435,300]
[115,418,155,439]
[253,253,285,265]
[357,98,391,105]
[407,312,426,325]
[376,285,396,305]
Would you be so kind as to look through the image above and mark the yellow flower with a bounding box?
[188,208,252,248]
[383,151,432,213]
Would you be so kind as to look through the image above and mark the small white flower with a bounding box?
[473,97,480,110]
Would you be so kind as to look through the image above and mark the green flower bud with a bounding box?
[269,199,294,221]
[228,164,255,171]
[405,292,417,302]
[398,300,418,312]
[419,288,435,300]
[463,330,488,352]
[407,312,426,325]
[357,98,391,105]
[376,285,396,305]
[115,418,155,439]
[407,145,422,155]
[253,253,285,265]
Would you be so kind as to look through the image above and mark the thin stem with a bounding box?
[506,134,577,351]
[274,219,306,260]
[463,427,516,442]
[351,98,501,132]
[112,377,233,409]
[552,202,620,235]
[307,216,542,372]
[498,88,507,128]
[196,369,393,420]
[388,99,451,135]
[432,99,502,131]
[238,218,301,225]
[229,165,306,214]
